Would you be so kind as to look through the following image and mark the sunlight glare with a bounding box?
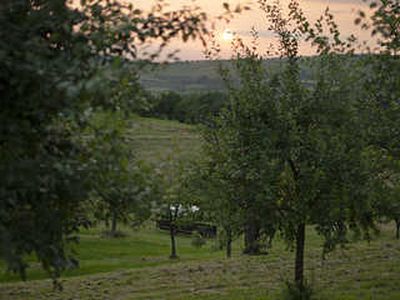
[222,29,234,42]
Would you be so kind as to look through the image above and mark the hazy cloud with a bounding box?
[306,0,366,4]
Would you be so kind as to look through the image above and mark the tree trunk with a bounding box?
[169,223,178,259]
[243,218,260,255]
[226,227,232,258]
[111,210,117,236]
[294,223,306,290]
[396,218,400,240]
[104,218,109,229]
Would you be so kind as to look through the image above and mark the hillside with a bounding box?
[139,59,314,93]
[128,116,201,163]
[140,61,226,93]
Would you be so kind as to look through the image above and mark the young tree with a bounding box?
[155,147,197,259]
[346,0,400,239]
[199,122,243,258]
[203,1,381,292]
[87,112,152,236]
[201,49,281,256]
[262,1,379,289]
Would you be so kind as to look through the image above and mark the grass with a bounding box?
[127,115,201,164]
[1,224,400,300]
[1,117,400,299]
[0,224,221,284]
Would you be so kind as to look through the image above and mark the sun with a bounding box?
[222,29,234,42]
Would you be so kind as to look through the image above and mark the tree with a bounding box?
[87,112,152,236]
[0,0,214,281]
[199,121,248,258]
[356,0,399,55]
[155,148,197,259]
[351,0,400,239]
[201,50,281,256]
[202,0,381,292]
[153,91,184,120]
[262,1,378,290]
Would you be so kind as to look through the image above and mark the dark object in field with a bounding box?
[156,219,217,238]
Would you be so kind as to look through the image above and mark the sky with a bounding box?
[134,0,372,60]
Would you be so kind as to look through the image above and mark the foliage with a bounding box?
[154,145,199,258]
[144,91,227,124]
[356,52,400,237]
[199,52,280,256]
[356,0,400,54]
[202,0,386,290]
[0,0,212,280]
[86,112,153,236]
[348,0,400,238]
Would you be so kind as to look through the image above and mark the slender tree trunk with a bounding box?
[395,218,400,240]
[226,227,232,258]
[294,223,306,290]
[169,206,178,259]
[169,223,178,259]
[288,159,305,290]
[111,210,117,236]
[104,218,109,229]
[243,217,260,255]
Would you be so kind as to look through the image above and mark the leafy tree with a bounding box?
[155,146,197,259]
[0,0,213,280]
[264,1,378,290]
[87,112,152,236]
[153,91,184,120]
[357,53,400,238]
[203,1,381,292]
[356,0,399,55]
[147,91,227,124]
[355,0,400,238]
[184,92,227,124]
[200,120,250,258]
[201,52,281,256]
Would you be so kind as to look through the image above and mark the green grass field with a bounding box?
[128,115,201,164]
[1,224,399,300]
[1,117,400,299]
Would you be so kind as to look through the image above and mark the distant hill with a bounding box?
[139,59,300,93]
[139,58,318,93]
[139,60,226,93]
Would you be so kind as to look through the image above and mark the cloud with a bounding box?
[233,29,275,39]
[306,0,366,4]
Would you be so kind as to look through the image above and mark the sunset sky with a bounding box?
[134,0,371,60]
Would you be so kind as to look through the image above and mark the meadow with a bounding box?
[0,117,399,300]
[0,223,399,299]
[127,116,201,164]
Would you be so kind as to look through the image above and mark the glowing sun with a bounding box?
[222,29,234,42]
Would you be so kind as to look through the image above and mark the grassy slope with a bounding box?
[1,225,399,300]
[0,225,221,283]
[1,117,400,299]
[127,116,201,164]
